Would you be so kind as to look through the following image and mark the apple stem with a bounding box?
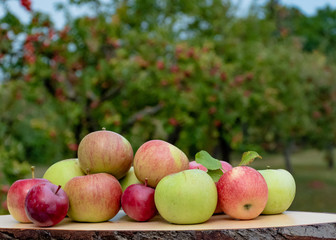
[86,168,90,175]
[55,185,62,195]
[220,167,226,174]
[31,166,35,179]
[102,127,106,131]
[145,178,148,187]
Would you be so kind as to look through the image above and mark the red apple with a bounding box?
[220,161,233,172]
[77,129,133,179]
[7,167,50,223]
[189,160,232,172]
[25,183,69,227]
[189,161,207,171]
[214,161,233,214]
[121,180,157,222]
[133,140,189,187]
[217,166,268,220]
[64,173,122,222]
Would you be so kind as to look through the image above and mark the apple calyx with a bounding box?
[55,185,62,195]
[244,203,252,210]
[144,178,148,187]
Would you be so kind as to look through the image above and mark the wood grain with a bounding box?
[0,211,335,239]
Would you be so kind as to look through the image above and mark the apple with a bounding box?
[43,158,85,189]
[258,169,296,214]
[217,166,268,220]
[25,183,69,227]
[154,169,217,224]
[64,173,122,222]
[188,160,232,214]
[133,140,189,187]
[220,161,233,172]
[121,180,157,222]
[7,167,50,223]
[77,129,133,179]
[119,167,141,192]
[189,160,232,172]
[189,161,207,171]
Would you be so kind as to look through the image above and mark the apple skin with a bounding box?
[121,183,157,221]
[189,161,207,171]
[43,158,85,189]
[188,160,232,172]
[258,169,296,214]
[25,183,69,227]
[119,167,141,192]
[133,140,189,187]
[64,173,122,222]
[188,160,233,214]
[217,166,268,220]
[7,178,50,223]
[154,169,217,224]
[78,130,133,179]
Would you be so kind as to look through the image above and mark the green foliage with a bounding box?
[0,0,336,189]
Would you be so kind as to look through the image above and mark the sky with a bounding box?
[1,0,336,29]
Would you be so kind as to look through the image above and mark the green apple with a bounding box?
[258,169,296,214]
[119,167,141,192]
[154,169,217,224]
[43,159,85,189]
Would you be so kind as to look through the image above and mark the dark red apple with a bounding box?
[25,183,69,227]
[121,180,157,222]
[7,167,50,223]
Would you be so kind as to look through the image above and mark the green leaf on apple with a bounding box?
[207,169,224,182]
[195,150,222,170]
[239,151,262,166]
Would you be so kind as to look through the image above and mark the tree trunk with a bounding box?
[214,125,232,163]
[325,144,334,169]
[283,140,294,173]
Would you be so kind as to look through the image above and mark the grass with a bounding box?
[231,149,336,213]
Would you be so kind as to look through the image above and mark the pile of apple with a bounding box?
[6,129,296,227]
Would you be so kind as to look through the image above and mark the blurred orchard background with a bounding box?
[0,0,336,214]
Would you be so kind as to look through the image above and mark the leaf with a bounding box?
[207,169,224,182]
[195,150,222,170]
[239,151,262,166]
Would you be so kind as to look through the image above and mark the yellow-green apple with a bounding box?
[119,167,141,192]
[7,167,50,223]
[43,158,85,189]
[25,183,69,227]
[64,173,122,222]
[154,169,217,224]
[77,129,133,179]
[217,166,268,220]
[258,169,296,214]
[188,160,233,214]
[133,140,189,187]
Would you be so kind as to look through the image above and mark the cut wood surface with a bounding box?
[0,211,335,239]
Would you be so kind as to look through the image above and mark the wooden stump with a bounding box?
[0,211,335,240]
